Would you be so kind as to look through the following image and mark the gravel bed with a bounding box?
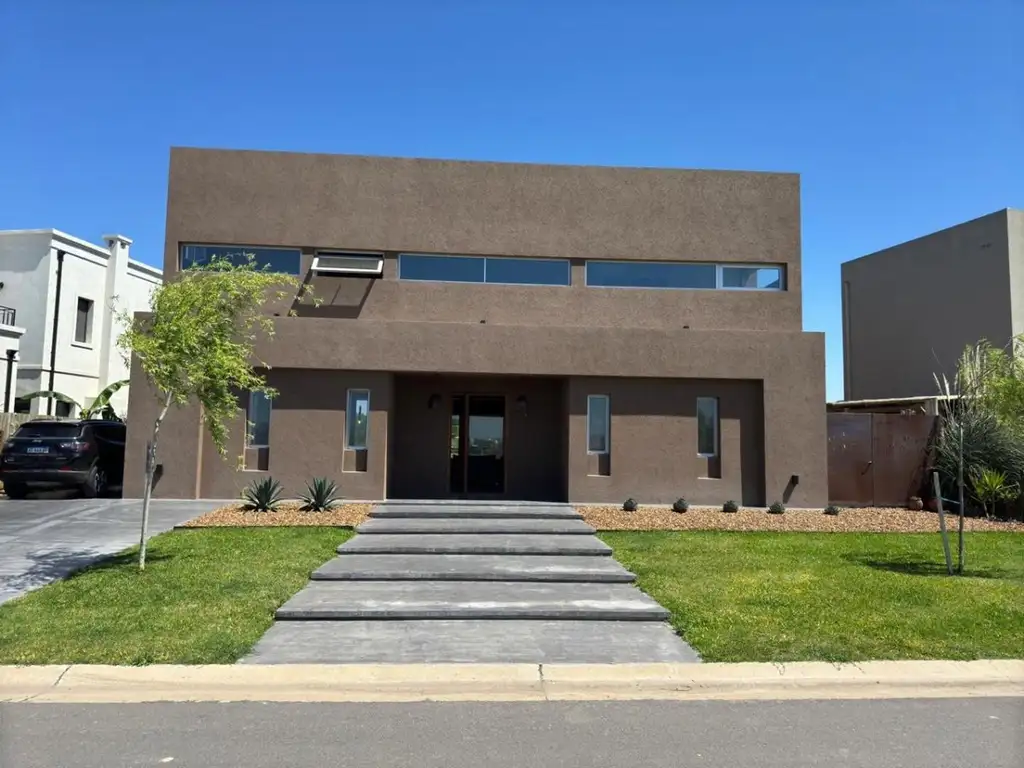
[179,502,372,528]
[578,505,1024,533]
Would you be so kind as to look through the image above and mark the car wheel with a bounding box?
[81,468,105,498]
[3,483,27,500]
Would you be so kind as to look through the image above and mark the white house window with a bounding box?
[346,389,370,449]
[587,395,610,454]
[74,298,94,345]
[313,253,384,276]
[697,397,719,457]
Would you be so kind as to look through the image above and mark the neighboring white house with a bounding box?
[0,229,162,417]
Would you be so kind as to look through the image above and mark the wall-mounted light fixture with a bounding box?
[515,394,528,416]
[427,393,442,410]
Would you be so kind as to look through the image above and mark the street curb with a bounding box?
[1,660,1022,703]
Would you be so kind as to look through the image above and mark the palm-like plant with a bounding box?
[18,379,129,420]
[299,477,342,512]
[970,468,1019,518]
[241,477,284,512]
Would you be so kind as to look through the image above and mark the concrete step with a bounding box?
[242,619,700,664]
[338,534,612,556]
[312,554,635,583]
[356,518,595,535]
[275,581,669,621]
[370,503,581,520]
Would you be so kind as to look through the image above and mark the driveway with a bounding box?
[0,498,221,605]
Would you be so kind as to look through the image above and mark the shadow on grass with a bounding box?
[0,547,173,604]
[843,555,1014,580]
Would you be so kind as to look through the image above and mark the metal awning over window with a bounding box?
[312,253,384,276]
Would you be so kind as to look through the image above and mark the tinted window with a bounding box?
[721,266,784,290]
[586,261,717,289]
[485,257,570,286]
[247,391,272,447]
[697,397,719,457]
[15,423,82,439]
[75,298,94,344]
[346,390,370,449]
[399,254,486,283]
[587,395,610,453]
[180,245,302,275]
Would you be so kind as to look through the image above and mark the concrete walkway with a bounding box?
[243,501,700,663]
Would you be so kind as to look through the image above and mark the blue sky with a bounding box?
[2,1,1021,400]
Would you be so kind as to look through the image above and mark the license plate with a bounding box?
[25,446,49,454]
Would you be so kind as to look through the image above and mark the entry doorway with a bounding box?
[449,394,505,495]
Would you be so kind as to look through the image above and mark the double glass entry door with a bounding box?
[449,395,505,495]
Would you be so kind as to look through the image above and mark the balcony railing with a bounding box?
[0,306,14,326]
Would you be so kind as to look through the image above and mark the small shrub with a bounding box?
[299,477,341,512]
[768,501,786,514]
[824,504,841,516]
[672,498,689,513]
[622,497,638,512]
[971,467,1020,518]
[241,477,284,512]
[723,499,739,513]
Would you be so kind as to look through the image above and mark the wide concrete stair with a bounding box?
[243,501,699,664]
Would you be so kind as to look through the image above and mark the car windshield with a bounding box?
[13,423,82,439]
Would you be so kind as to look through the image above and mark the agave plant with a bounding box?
[241,477,284,512]
[299,477,342,512]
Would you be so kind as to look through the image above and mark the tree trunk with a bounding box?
[138,392,173,571]
[956,423,966,575]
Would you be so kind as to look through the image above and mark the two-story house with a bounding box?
[124,148,827,505]
[0,229,162,417]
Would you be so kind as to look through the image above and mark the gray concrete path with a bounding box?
[244,501,699,663]
[0,498,220,605]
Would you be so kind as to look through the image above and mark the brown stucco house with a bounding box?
[123,148,826,506]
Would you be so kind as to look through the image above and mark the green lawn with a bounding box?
[601,531,1024,663]
[0,527,349,665]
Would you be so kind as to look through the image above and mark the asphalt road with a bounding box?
[1,697,1020,767]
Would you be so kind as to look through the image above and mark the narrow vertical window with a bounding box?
[75,298,94,344]
[697,397,719,457]
[346,389,370,449]
[587,395,610,454]
[247,391,272,447]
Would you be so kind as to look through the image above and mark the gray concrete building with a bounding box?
[125,148,827,506]
[842,208,1024,401]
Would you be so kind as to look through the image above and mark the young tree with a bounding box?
[934,335,1024,573]
[118,256,308,569]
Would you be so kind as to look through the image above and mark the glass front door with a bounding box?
[449,394,505,494]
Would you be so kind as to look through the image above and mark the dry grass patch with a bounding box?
[579,505,1024,533]
[180,502,372,528]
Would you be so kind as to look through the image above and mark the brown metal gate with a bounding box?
[827,413,936,507]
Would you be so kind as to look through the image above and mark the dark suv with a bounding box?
[0,420,126,499]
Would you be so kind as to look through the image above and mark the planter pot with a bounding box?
[908,497,924,511]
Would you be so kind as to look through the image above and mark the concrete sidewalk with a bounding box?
[2,660,1021,703]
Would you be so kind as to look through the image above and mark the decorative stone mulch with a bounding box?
[179,502,372,528]
[577,506,1024,533]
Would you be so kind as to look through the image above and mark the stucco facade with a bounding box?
[842,208,1023,401]
[0,229,162,417]
[124,148,827,506]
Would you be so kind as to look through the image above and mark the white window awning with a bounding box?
[312,253,384,276]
